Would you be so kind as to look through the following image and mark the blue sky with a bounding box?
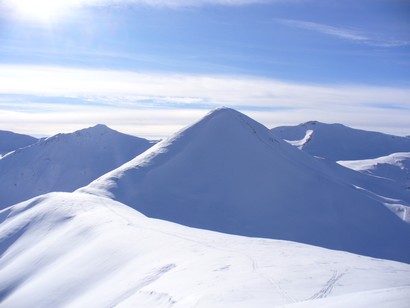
[0,0,409,138]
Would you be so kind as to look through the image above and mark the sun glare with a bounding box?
[10,0,75,21]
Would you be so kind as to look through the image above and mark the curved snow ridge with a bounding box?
[286,129,313,149]
[1,192,410,307]
[338,152,410,192]
[272,121,410,161]
[338,152,410,172]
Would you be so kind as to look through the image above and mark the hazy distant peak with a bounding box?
[0,124,154,209]
[0,130,38,156]
[74,124,116,136]
[300,121,349,129]
[301,120,319,126]
[272,121,410,160]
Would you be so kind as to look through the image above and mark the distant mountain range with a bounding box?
[271,120,410,224]
[0,130,38,157]
[0,124,154,208]
[271,121,410,160]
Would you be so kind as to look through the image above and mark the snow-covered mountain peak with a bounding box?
[272,121,410,160]
[74,123,113,136]
[302,120,318,126]
[177,106,281,148]
[192,106,266,132]
[82,108,410,263]
[0,130,38,157]
[0,125,154,209]
[43,124,125,143]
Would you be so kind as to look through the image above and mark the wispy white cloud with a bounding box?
[1,64,409,107]
[278,19,410,48]
[1,0,273,21]
[3,0,271,10]
[0,64,409,138]
[0,105,208,139]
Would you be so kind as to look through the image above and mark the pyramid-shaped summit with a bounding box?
[82,108,410,263]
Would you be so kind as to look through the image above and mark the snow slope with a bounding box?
[1,192,409,307]
[0,125,154,209]
[271,121,410,160]
[0,130,38,157]
[81,108,410,263]
[338,152,410,222]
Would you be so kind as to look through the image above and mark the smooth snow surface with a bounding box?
[82,108,410,263]
[271,121,410,160]
[338,152,410,222]
[0,130,38,157]
[0,124,154,209]
[1,192,410,307]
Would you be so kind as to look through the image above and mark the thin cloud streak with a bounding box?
[0,106,209,139]
[3,0,271,10]
[0,65,409,138]
[1,102,409,139]
[278,19,410,48]
[1,65,409,108]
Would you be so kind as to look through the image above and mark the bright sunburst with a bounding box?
[10,0,77,21]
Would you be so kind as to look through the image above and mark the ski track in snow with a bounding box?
[109,264,176,307]
[308,270,344,300]
[98,194,299,304]
[1,193,410,307]
[244,253,297,304]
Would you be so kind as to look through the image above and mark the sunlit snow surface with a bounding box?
[1,192,410,307]
[338,152,410,222]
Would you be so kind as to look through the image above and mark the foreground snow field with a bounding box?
[1,192,409,307]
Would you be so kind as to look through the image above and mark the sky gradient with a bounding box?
[0,0,409,138]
